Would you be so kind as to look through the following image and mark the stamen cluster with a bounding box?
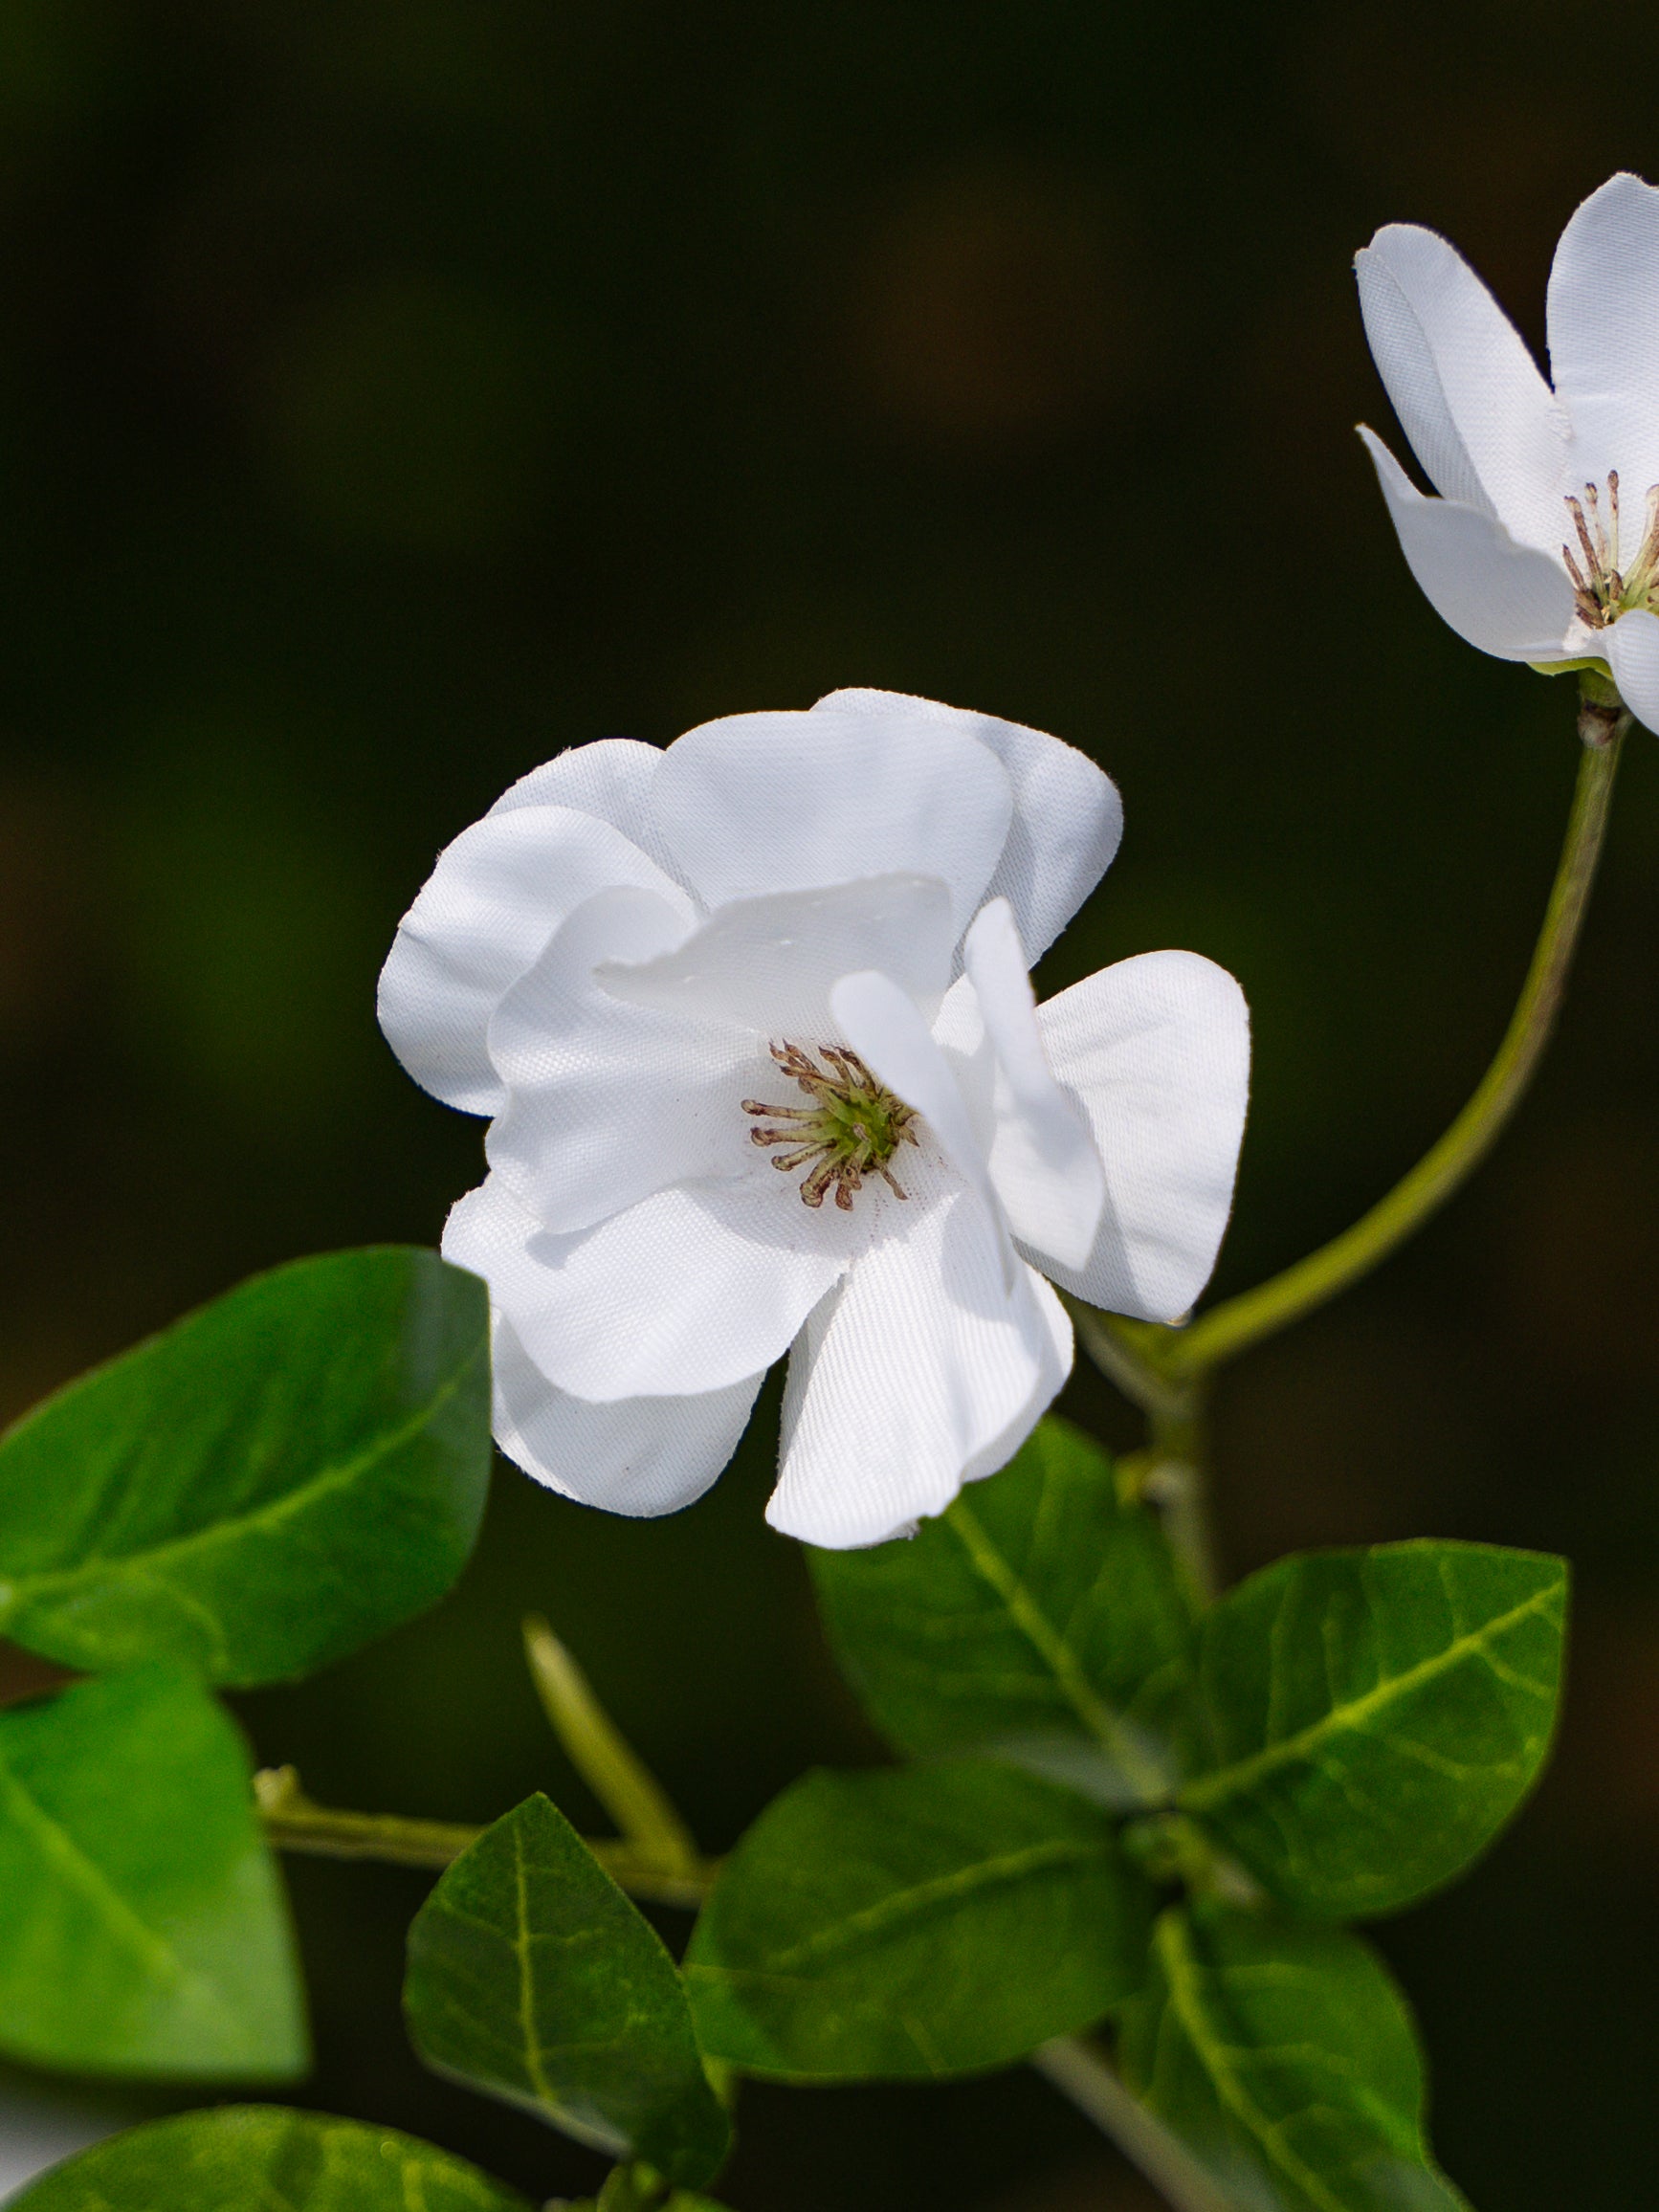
[1561,471,1659,629]
[744,1041,918,1211]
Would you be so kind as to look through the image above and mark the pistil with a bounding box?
[743,1042,918,1211]
[1561,471,1659,629]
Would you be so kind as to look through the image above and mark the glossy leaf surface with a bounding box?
[809,1417,1192,1805]
[1117,1901,1469,2212]
[684,1759,1150,2080]
[0,1668,306,2079]
[404,1794,728,2189]
[12,2106,530,2209]
[0,1247,491,1687]
[1177,1541,1566,1916]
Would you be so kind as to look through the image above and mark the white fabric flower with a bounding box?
[379,689,1250,1548]
[1356,171,1659,729]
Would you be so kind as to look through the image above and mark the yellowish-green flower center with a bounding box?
[743,1041,918,1211]
[1563,472,1659,629]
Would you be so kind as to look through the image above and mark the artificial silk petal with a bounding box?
[1604,608,1659,737]
[443,1175,843,1401]
[487,736,671,863]
[815,690,1121,960]
[491,1314,762,1515]
[1357,223,1567,555]
[767,1189,1072,1548]
[379,806,695,1117]
[1033,949,1250,1324]
[647,702,1013,939]
[962,900,1104,1272]
[1355,244,1497,514]
[487,887,754,1234]
[1547,172,1659,503]
[1360,430,1577,660]
[596,874,958,1038]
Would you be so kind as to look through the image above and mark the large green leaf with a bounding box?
[0,1667,306,2078]
[684,1759,1151,2080]
[11,2106,531,2209]
[808,1417,1193,1805]
[1176,1541,1566,1917]
[0,1247,491,1687]
[1117,1901,1469,2212]
[404,1794,729,2190]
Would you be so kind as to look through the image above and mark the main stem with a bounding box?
[1035,2039,1233,2212]
[1166,716,1625,1377]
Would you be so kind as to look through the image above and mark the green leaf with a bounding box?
[404,1794,729,2190]
[1176,1540,1566,1917]
[0,1247,491,1687]
[11,2105,531,2209]
[1117,1901,1469,2212]
[0,1667,306,2079]
[684,1759,1151,2081]
[808,1417,1193,1805]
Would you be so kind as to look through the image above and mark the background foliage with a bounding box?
[0,3,1656,2205]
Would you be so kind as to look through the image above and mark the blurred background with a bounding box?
[0,1,1656,2203]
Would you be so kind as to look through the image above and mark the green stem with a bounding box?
[1033,2038,1235,2212]
[1165,717,1626,1379]
[253,1767,718,1909]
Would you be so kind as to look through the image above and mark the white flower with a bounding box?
[379,689,1250,1548]
[1357,171,1659,729]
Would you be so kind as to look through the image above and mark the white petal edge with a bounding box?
[647,702,1013,940]
[1546,172,1659,503]
[1604,608,1659,737]
[962,899,1104,1271]
[490,1312,762,1516]
[766,1188,1072,1549]
[443,1174,844,1401]
[379,805,695,1117]
[1360,428,1577,661]
[815,689,1122,960]
[1357,223,1567,554]
[1032,950,1250,1324]
[487,737,682,876]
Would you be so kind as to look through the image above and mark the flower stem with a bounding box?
[1033,2038,1234,2212]
[253,1766,718,1908]
[1163,716,1626,1379]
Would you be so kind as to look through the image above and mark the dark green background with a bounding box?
[0,4,1655,2205]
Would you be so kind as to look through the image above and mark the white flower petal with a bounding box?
[596,874,958,1037]
[379,806,695,1117]
[767,1190,1072,1548]
[829,967,1008,1281]
[487,887,754,1234]
[1033,950,1250,1324]
[487,737,680,872]
[1357,223,1567,553]
[647,703,1012,939]
[443,1175,843,1401]
[1360,429,1577,660]
[962,900,1104,1272]
[1604,608,1659,735]
[490,1313,761,1516]
[1547,172,1659,499]
[815,690,1121,959]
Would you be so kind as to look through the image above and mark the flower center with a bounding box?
[743,1041,918,1211]
[1561,472,1659,629]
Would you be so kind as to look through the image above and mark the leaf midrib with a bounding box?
[1177,1580,1562,1815]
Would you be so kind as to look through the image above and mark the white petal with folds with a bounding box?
[648,703,1012,938]
[962,900,1103,1271]
[1360,431,1576,660]
[443,1175,844,1401]
[379,806,695,1117]
[1604,608,1659,737]
[1547,172,1659,502]
[487,737,680,874]
[596,874,957,1037]
[814,690,1120,960]
[1355,245,1494,513]
[490,1313,762,1515]
[1357,224,1567,554]
[767,1188,1072,1548]
[486,887,753,1233]
[1032,950,1250,1323]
